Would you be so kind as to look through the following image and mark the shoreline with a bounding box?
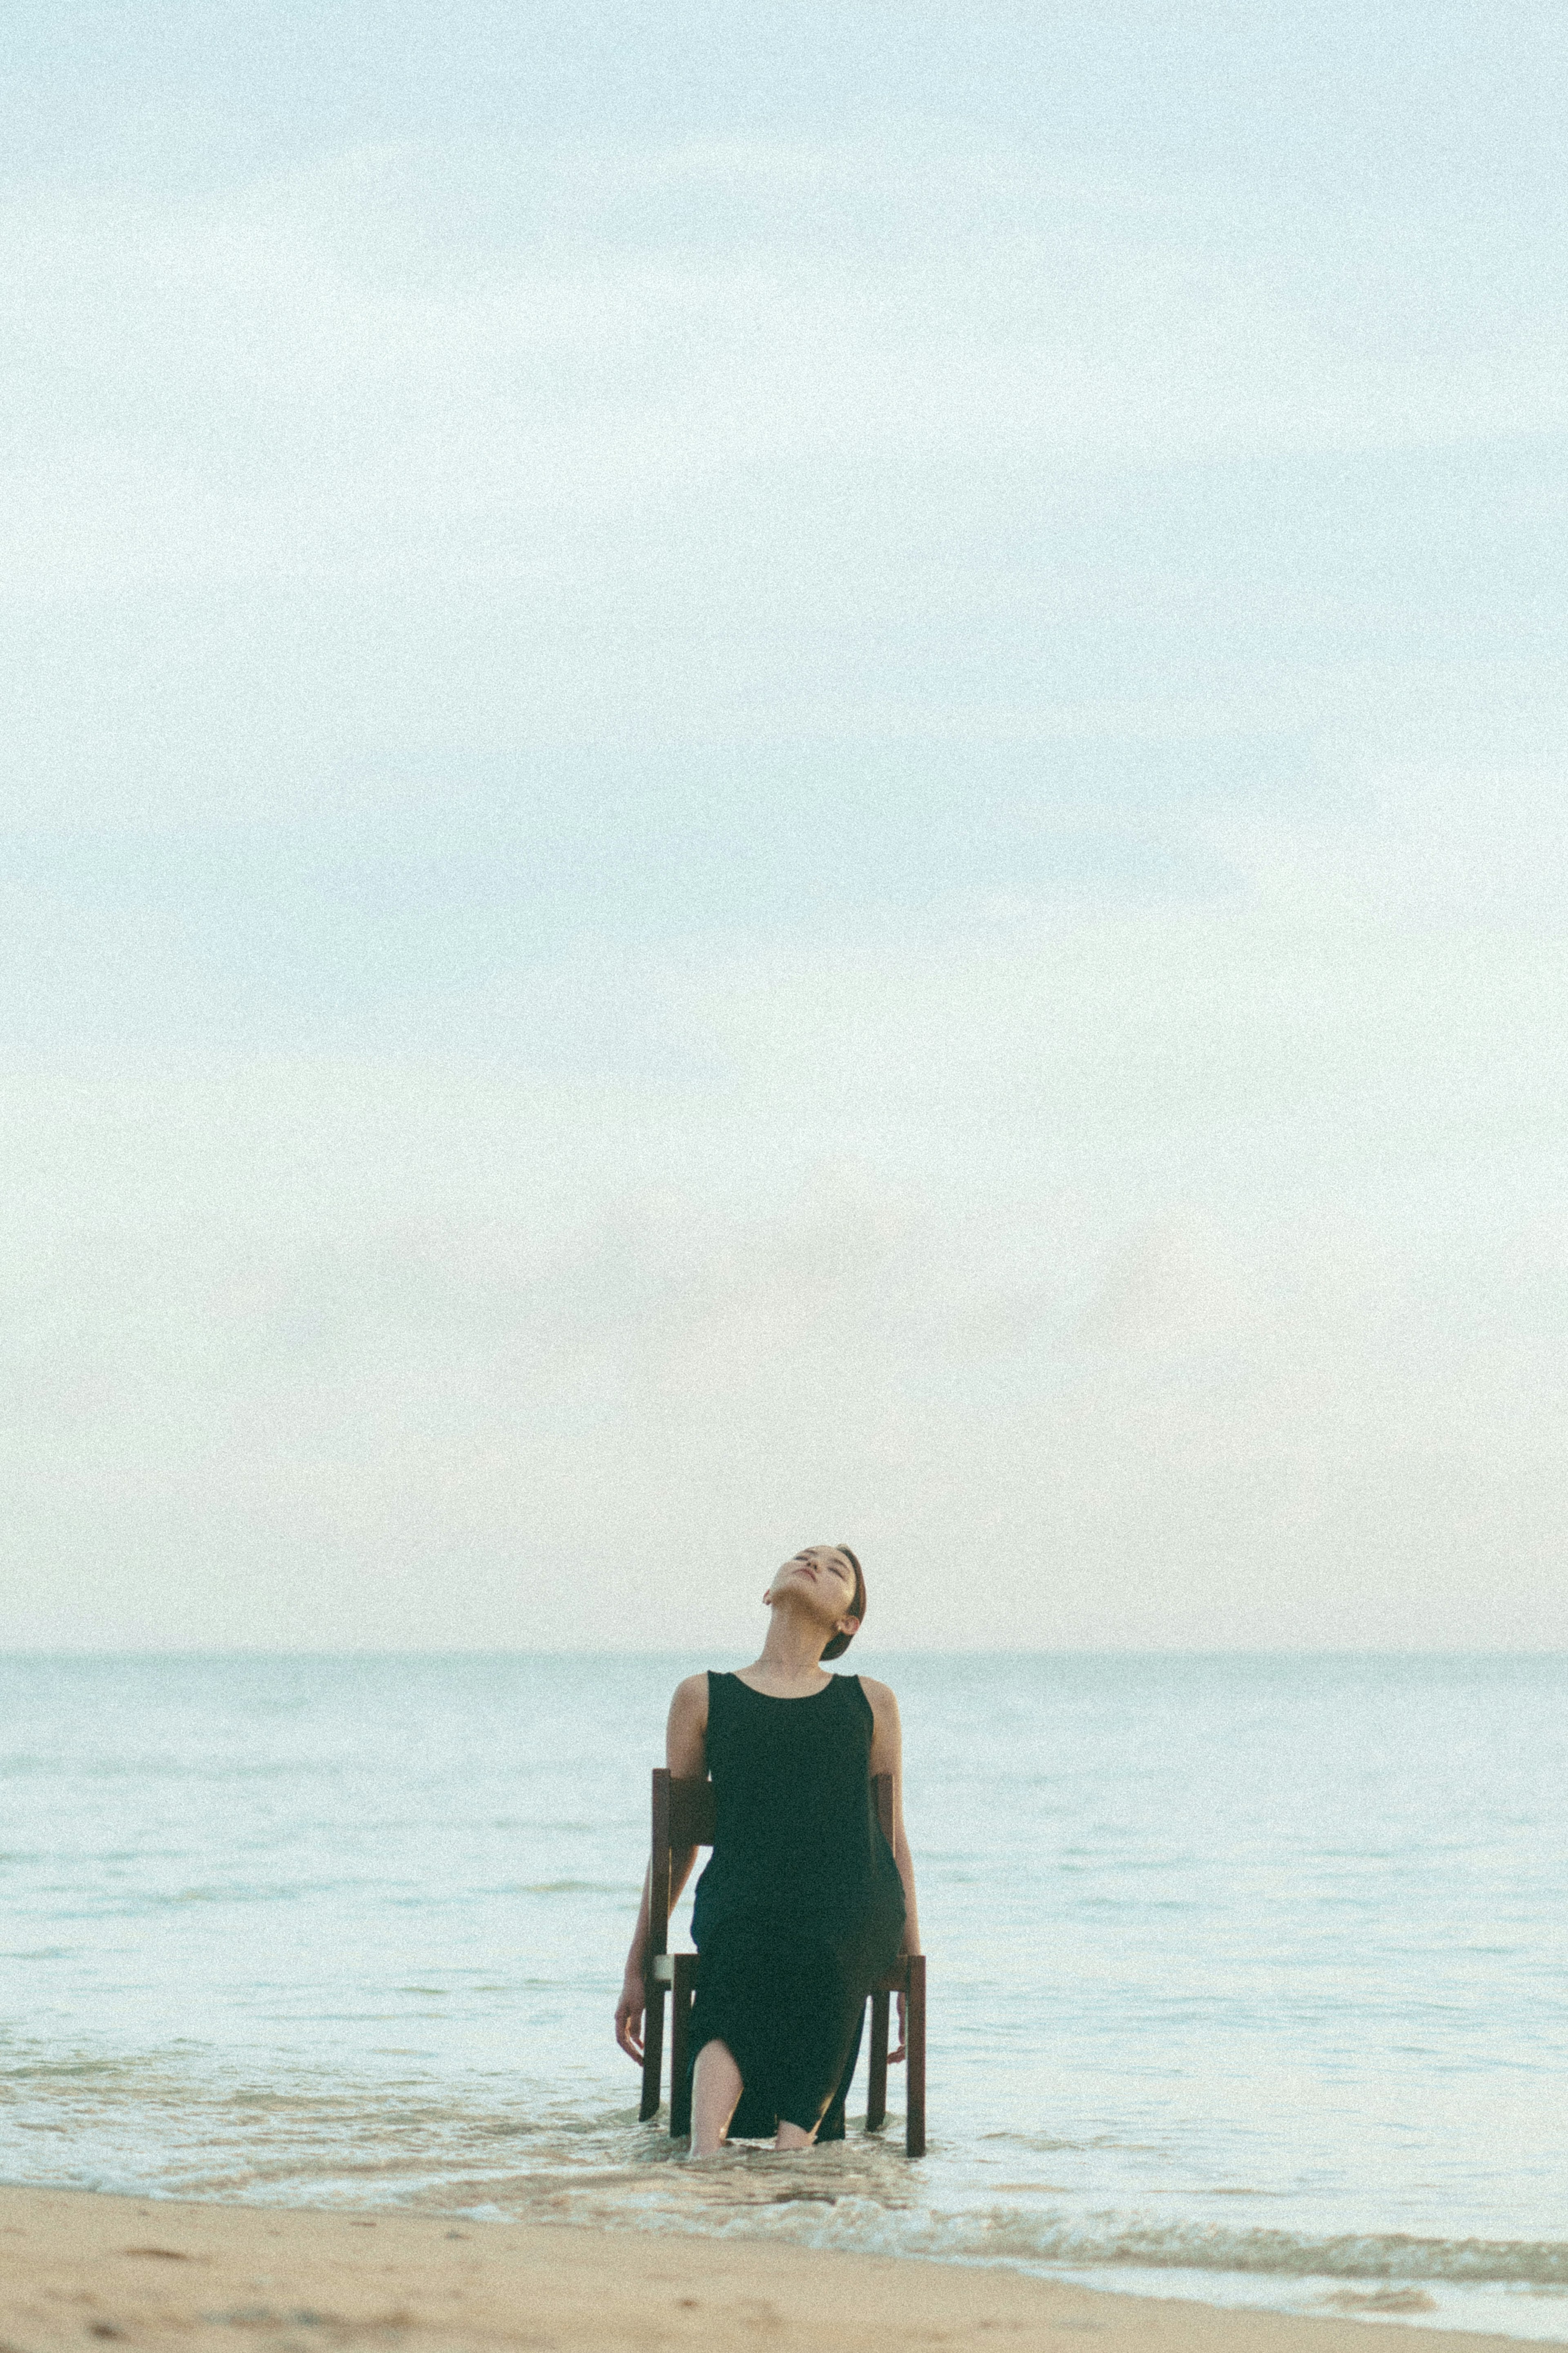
[2,2186,1558,2353]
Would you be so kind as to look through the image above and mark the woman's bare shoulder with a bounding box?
[856,1673,900,1711]
[666,1673,710,1778]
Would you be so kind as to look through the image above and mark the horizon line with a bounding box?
[3,1644,1565,1661]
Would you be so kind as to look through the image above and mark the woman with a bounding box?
[615,1544,921,2156]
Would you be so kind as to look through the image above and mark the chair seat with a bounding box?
[652,1949,913,1996]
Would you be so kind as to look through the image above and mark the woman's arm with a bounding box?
[864,1677,921,1952]
[614,1673,709,2063]
[863,1676,920,2062]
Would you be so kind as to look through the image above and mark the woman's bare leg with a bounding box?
[689,2038,743,2157]
[774,2118,819,2151]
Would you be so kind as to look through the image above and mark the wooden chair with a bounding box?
[637,1767,927,2157]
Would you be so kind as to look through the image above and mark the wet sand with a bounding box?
[0,2185,1544,2353]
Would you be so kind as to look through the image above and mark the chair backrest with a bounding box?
[648,1766,893,1960]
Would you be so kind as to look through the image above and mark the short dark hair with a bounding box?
[820,1545,866,1660]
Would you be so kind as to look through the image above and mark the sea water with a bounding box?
[2,1653,1564,2340]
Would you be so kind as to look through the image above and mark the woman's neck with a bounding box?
[745,1608,833,1691]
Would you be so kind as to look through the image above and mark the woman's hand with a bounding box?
[888,1989,906,2065]
[615,1971,646,2063]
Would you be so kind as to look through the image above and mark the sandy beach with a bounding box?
[0,2187,1549,2353]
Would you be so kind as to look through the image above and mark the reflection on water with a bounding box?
[2,1653,1567,2341]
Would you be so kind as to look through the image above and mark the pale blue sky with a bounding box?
[4,4,1566,1648]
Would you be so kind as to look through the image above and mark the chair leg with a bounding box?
[669,1955,698,2138]
[904,1954,926,2158]
[865,1990,889,2130]
[639,1981,666,2122]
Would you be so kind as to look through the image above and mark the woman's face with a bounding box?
[766,1546,860,1642]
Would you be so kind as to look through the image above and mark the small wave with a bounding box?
[1321,2288,1439,2313]
[1053,2222,1568,2289]
[668,2201,1568,2292]
[509,1882,623,1897]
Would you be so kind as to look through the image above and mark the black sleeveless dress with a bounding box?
[684,1669,907,2138]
